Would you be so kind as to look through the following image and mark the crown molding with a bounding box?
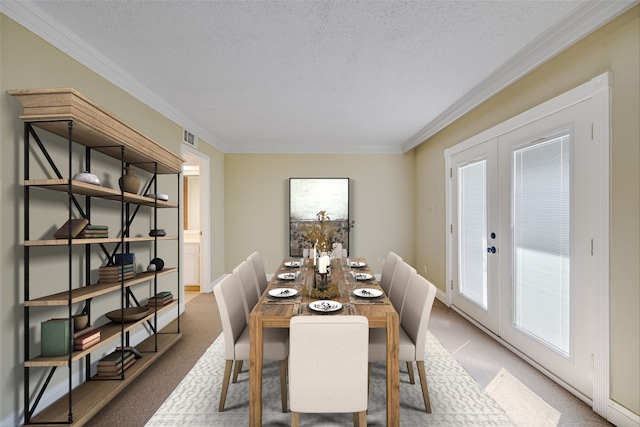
[1,0,227,153]
[401,0,639,153]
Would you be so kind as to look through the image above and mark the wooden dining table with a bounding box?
[249,257,400,426]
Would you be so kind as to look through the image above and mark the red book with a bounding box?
[73,325,95,339]
[74,336,100,350]
[75,329,101,345]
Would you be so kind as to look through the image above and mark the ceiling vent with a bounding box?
[182,128,198,148]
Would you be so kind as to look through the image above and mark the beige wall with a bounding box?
[224,153,415,275]
[414,6,639,415]
[0,15,224,422]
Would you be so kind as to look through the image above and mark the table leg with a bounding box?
[386,312,400,427]
[249,313,264,427]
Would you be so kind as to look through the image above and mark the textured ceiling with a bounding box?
[6,1,634,153]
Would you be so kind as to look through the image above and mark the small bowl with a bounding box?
[72,171,100,186]
[73,314,89,331]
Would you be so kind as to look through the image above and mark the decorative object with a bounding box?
[303,282,340,299]
[72,171,100,185]
[105,306,150,323]
[289,178,351,257]
[72,313,89,331]
[149,229,166,237]
[119,165,140,194]
[147,258,165,272]
[147,193,169,201]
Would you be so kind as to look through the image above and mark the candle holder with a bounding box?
[317,272,329,291]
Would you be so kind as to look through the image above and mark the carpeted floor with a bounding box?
[88,292,221,427]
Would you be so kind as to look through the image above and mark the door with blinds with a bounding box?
[450,98,594,399]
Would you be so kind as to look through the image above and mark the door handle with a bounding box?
[487,246,496,254]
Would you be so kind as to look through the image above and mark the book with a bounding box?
[74,336,100,350]
[115,346,143,358]
[96,358,136,377]
[98,271,135,280]
[99,264,134,272]
[41,318,71,356]
[148,293,172,302]
[78,232,109,238]
[85,224,109,230]
[148,297,174,306]
[99,349,134,366]
[152,291,172,298]
[53,218,89,239]
[73,325,95,339]
[98,353,135,372]
[74,329,101,345]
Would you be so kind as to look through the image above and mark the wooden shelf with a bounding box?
[8,88,183,174]
[25,179,179,208]
[25,330,181,426]
[25,301,178,367]
[25,236,178,247]
[25,269,178,306]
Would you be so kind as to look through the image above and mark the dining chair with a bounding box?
[387,260,416,319]
[213,274,289,413]
[368,273,437,413]
[247,251,268,295]
[233,260,261,324]
[289,316,369,427]
[379,251,402,295]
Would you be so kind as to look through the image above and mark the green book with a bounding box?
[85,224,109,230]
[41,318,71,357]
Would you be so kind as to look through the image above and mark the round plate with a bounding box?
[350,261,367,268]
[277,273,297,280]
[105,306,150,323]
[268,288,299,298]
[355,273,374,281]
[353,288,383,298]
[284,261,301,267]
[308,300,343,313]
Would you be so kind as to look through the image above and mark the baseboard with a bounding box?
[608,400,640,427]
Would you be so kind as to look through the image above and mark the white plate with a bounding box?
[284,261,301,267]
[308,301,343,313]
[350,261,367,268]
[277,273,297,280]
[353,288,383,298]
[268,288,299,298]
[355,273,374,281]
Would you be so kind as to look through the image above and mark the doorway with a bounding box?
[181,147,211,298]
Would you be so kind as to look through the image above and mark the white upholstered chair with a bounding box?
[247,251,269,295]
[289,316,369,426]
[369,273,437,412]
[387,260,416,319]
[213,274,289,412]
[233,260,260,324]
[379,252,402,295]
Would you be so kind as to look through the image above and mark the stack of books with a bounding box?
[74,326,101,351]
[96,349,136,378]
[78,224,108,238]
[98,264,135,282]
[147,291,174,307]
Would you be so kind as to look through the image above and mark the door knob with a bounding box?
[487,246,496,254]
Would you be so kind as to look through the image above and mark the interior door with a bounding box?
[450,98,594,399]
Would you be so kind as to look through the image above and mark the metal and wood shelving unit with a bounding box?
[9,88,185,426]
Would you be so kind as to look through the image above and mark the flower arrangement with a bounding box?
[299,210,353,253]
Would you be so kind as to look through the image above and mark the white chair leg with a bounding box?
[219,360,233,412]
[279,359,288,413]
[232,359,243,383]
[416,361,432,413]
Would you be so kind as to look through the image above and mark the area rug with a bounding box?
[145,331,514,426]
[486,368,560,427]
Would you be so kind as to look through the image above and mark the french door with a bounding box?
[450,98,594,399]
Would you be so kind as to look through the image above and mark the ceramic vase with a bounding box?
[119,166,140,194]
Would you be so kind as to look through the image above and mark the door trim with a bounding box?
[444,71,611,417]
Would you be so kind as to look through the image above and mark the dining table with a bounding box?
[249,257,400,426]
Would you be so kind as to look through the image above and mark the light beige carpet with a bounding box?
[486,368,561,427]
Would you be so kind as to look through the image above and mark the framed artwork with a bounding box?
[289,178,350,257]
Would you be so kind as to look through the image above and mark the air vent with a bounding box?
[182,128,198,148]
